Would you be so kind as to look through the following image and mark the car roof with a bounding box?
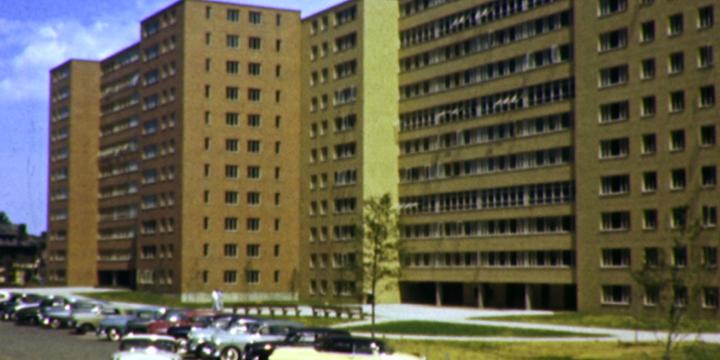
[122,334,176,342]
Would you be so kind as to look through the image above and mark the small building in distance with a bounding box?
[0,223,45,286]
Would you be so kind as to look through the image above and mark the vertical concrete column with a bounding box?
[435,282,442,306]
[525,284,532,310]
[112,272,117,287]
[477,284,484,308]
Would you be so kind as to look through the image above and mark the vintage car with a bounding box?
[199,320,302,360]
[72,305,122,334]
[269,337,426,360]
[0,293,43,320]
[125,308,182,335]
[13,295,69,325]
[146,309,217,335]
[186,316,260,358]
[98,307,166,341]
[42,299,109,329]
[111,334,181,360]
[244,327,350,360]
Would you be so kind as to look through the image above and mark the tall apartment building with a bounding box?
[299,0,400,303]
[47,0,302,301]
[574,0,720,315]
[48,60,101,285]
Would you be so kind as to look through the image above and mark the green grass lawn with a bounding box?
[346,321,599,337]
[472,312,720,333]
[388,340,720,360]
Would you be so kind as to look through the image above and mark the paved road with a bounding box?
[0,319,117,360]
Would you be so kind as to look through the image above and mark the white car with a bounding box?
[269,337,425,360]
[112,334,181,360]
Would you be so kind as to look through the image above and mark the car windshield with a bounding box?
[211,317,232,328]
[120,339,177,353]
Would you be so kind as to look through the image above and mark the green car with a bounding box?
[72,306,122,334]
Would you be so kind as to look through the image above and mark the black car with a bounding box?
[0,293,43,321]
[14,296,68,325]
[124,308,175,334]
[243,327,350,360]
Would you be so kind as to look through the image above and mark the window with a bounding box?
[703,206,718,227]
[246,270,260,284]
[601,248,630,268]
[669,91,685,112]
[671,207,688,229]
[226,86,239,100]
[248,62,261,76]
[205,32,212,45]
[641,133,656,154]
[669,130,685,151]
[602,285,630,305]
[247,244,260,257]
[599,101,629,123]
[670,168,686,190]
[276,40,282,52]
[600,175,630,195]
[225,191,238,205]
[225,138,239,152]
[641,96,656,117]
[248,88,261,101]
[698,6,714,29]
[227,34,239,48]
[703,288,719,309]
[598,0,626,17]
[226,61,239,74]
[247,218,260,231]
[223,270,237,284]
[599,138,629,159]
[227,9,239,22]
[247,140,261,153]
[703,247,718,267]
[599,65,628,88]
[248,114,261,127]
[224,244,237,257]
[599,28,628,52]
[640,58,655,79]
[226,112,239,126]
[698,46,714,68]
[699,85,716,108]
[225,165,238,179]
[644,287,660,306]
[702,166,717,187]
[642,171,657,192]
[276,13,282,26]
[247,166,261,179]
[668,13,683,36]
[247,191,261,206]
[640,21,655,43]
[249,11,262,24]
[640,209,658,231]
[672,247,688,267]
[644,248,661,267]
[601,211,630,231]
[249,37,262,50]
[224,217,238,231]
[668,52,684,74]
[674,287,688,307]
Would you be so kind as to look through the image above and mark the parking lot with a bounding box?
[0,320,116,360]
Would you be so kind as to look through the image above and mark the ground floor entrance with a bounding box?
[400,282,577,311]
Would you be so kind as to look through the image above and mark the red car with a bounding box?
[146,309,217,335]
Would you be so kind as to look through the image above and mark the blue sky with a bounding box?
[0,0,342,234]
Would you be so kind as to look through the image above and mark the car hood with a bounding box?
[112,350,180,360]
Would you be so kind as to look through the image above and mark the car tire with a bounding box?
[77,324,93,335]
[107,327,122,342]
[221,347,242,360]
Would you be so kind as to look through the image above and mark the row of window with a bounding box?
[308,225,356,242]
[601,285,719,309]
[599,128,717,160]
[399,147,572,184]
[201,243,281,258]
[600,205,718,232]
[137,269,174,286]
[140,218,175,235]
[309,33,357,60]
[220,270,265,285]
[221,165,281,180]
[309,252,357,269]
[141,166,175,185]
[141,192,175,210]
[599,53,715,89]
[309,197,357,216]
[139,244,175,260]
[308,5,357,35]
[403,250,574,268]
[309,114,357,138]
[142,35,176,62]
[101,116,139,138]
[309,86,357,111]
[309,60,357,86]
[401,216,573,240]
[400,11,571,73]
[99,183,138,200]
[98,228,135,241]
[142,8,177,38]
[400,181,574,215]
[100,161,138,179]
[99,205,138,222]
[400,0,557,47]
[400,78,574,131]
[215,190,281,207]
[600,4,714,45]
[101,48,139,75]
[308,280,356,297]
[309,142,357,163]
[601,246,719,269]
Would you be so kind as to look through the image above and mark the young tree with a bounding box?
[361,193,400,338]
[0,211,10,225]
[632,219,707,360]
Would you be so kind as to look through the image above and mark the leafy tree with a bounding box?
[361,193,400,338]
[0,211,10,225]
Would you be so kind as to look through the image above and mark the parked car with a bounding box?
[14,296,69,325]
[72,305,122,334]
[146,309,216,335]
[42,299,109,329]
[199,320,302,360]
[0,291,11,303]
[98,307,166,341]
[186,315,260,358]
[0,293,43,321]
[111,334,181,360]
[244,327,350,360]
[269,337,426,360]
